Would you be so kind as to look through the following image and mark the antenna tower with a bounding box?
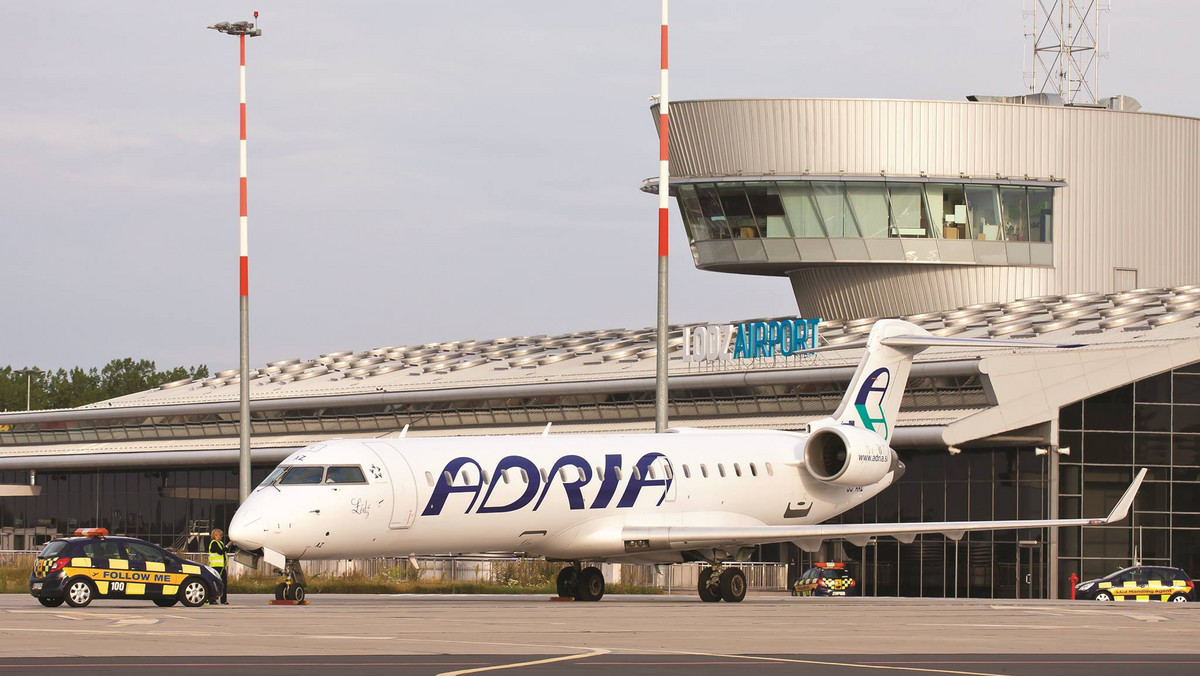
[1024,0,1111,104]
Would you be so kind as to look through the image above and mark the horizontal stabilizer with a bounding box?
[880,335,1083,349]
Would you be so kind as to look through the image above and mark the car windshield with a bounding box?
[279,466,324,485]
[37,541,69,558]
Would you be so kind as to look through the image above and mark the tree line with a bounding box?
[0,360,209,412]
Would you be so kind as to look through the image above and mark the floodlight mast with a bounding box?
[654,0,670,433]
[208,13,261,505]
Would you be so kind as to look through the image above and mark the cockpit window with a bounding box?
[260,466,289,487]
[325,466,367,484]
[279,466,325,485]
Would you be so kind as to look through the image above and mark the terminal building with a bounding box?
[3,94,1200,599]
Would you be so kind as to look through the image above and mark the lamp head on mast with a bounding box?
[207,20,262,37]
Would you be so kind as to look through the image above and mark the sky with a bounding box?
[3,1,1198,373]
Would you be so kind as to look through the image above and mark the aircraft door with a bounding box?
[365,442,418,529]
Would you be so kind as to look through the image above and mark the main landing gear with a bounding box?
[273,559,308,603]
[697,564,747,603]
[555,563,605,602]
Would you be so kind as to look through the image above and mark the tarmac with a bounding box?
[1,593,1197,675]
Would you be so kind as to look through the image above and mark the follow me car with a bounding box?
[29,529,224,608]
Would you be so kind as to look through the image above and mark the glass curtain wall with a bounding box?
[1058,363,1200,598]
[674,180,1055,244]
[0,467,271,553]
[799,447,1048,598]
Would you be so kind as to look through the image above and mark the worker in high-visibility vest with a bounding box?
[208,528,229,605]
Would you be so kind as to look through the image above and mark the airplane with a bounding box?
[228,319,1147,603]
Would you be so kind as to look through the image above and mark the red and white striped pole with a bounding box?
[209,15,261,504]
[654,0,671,433]
[236,27,251,505]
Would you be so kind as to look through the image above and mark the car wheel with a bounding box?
[179,578,209,607]
[154,598,179,607]
[65,579,96,608]
[38,597,65,608]
[1168,593,1189,603]
[1094,591,1113,602]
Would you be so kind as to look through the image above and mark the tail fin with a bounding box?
[829,320,931,444]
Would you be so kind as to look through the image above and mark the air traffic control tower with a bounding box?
[644,96,1200,320]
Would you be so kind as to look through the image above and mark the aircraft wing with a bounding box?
[623,469,1145,553]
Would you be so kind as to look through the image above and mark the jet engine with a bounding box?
[803,424,895,487]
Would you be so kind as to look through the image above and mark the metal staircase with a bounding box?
[170,519,212,553]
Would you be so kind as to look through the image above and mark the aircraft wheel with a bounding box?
[1094,591,1113,602]
[556,567,578,598]
[719,568,747,603]
[292,585,306,603]
[65,578,96,608]
[575,566,605,602]
[697,568,721,603]
[38,596,65,608]
[275,583,288,601]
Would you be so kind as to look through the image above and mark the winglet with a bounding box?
[1095,468,1147,525]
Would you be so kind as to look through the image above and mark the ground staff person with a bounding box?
[208,528,229,604]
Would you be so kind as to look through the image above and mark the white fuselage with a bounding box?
[228,431,897,564]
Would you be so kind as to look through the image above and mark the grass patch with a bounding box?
[2,563,663,595]
[0,566,29,594]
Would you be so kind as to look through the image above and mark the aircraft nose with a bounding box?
[228,507,263,550]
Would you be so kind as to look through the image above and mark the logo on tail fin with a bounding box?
[853,367,891,439]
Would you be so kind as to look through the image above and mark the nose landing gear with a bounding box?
[270,559,309,605]
[554,563,605,602]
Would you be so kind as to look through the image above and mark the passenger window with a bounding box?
[501,469,511,484]
[559,468,569,482]
[520,469,529,484]
[539,468,548,483]
[443,471,454,483]
[123,542,165,564]
[279,466,324,485]
[648,466,658,480]
[718,464,727,478]
[325,466,367,484]
[664,464,673,480]
[460,468,474,484]
[614,467,624,481]
[734,463,742,477]
[765,462,774,476]
[749,463,758,477]
[81,541,122,559]
[596,467,604,482]
[682,465,691,478]
[700,464,709,478]
[632,467,642,480]
[577,467,587,482]
[481,469,491,485]
[425,471,434,487]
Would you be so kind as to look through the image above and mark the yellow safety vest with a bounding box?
[208,539,227,568]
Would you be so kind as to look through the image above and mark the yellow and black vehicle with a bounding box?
[28,528,224,608]
[1074,565,1194,603]
[792,562,859,597]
